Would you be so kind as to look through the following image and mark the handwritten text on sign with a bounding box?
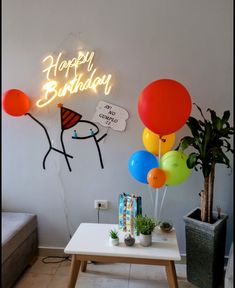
[36,51,113,108]
[92,101,129,131]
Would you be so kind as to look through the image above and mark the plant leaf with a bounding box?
[222,110,230,124]
[201,122,212,158]
[193,103,207,121]
[186,116,203,137]
[187,153,199,169]
[179,136,195,150]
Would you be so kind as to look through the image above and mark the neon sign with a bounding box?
[36,50,113,108]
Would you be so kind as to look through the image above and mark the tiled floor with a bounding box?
[13,256,201,288]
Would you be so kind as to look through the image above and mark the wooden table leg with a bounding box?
[165,260,178,288]
[67,255,81,288]
[81,261,87,272]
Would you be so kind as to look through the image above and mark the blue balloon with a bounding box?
[128,150,159,184]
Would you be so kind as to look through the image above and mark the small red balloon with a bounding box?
[3,89,30,116]
[138,79,192,135]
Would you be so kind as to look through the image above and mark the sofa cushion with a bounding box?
[2,212,37,263]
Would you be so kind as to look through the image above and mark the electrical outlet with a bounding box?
[94,200,108,210]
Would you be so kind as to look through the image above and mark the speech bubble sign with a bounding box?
[92,101,129,131]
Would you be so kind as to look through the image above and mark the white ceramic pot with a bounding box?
[109,237,119,246]
[139,233,152,247]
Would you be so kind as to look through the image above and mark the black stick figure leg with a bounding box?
[93,134,107,169]
[43,148,52,169]
[51,147,74,159]
[60,130,72,172]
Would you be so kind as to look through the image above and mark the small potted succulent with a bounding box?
[124,233,135,246]
[109,229,119,246]
[158,220,173,233]
[135,215,157,246]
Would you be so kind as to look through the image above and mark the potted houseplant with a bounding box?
[124,233,135,246]
[109,229,119,246]
[158,220,173,233]
[135,215,157,246]
[177,103,234,288]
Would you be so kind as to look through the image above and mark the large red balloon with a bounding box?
[3,89,30,116]
[138,79,192,135]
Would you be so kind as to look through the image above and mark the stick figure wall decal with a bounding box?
[3,89,107,172]
[58,103,107,170]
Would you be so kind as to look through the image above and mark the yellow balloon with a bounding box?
[142,128,176,156]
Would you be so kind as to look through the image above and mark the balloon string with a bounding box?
[159,185,168,219]
[148,185,154,215]
[158,136,162,161]
[154,188,159,219]
[155,136,162,220]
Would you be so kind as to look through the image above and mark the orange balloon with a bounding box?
[147,168,166,188]
[3,89,30,116]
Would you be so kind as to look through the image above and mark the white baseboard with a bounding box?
[38,246,67,257]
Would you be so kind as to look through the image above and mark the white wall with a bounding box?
[2,0,233,254]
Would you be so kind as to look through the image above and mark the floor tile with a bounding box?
[178,281,198,288]
[53,259,71,276]
[26,256,61,275]
[13,258,203,288]
[130,264,166,281]
[14,273,53,288]
[75,276,128,288]
[175,264,188,280]
[129,278,168,288]
[83,262,130,279]
[47,274,69,288]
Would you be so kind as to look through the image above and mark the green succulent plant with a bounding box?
[109,229,119,239]
[135,215,157,235]
[159,221,173,232]
[177,103,234,223]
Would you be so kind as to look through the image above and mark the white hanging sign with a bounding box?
[92,101,129,131]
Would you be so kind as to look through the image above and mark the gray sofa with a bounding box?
[2,212,38,288]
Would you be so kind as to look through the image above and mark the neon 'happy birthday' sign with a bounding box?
[36,50,113,108]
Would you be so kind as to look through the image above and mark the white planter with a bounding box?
[139,233,152,247]
[109,237,119,246]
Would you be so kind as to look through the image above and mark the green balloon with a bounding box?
[160,150,191,186]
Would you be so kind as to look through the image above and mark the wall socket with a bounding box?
[94,200,108,210]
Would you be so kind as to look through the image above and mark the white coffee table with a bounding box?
[64,223,181,288]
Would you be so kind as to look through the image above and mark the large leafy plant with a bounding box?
[177,103,234,223]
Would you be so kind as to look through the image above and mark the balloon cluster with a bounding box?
[128,79,192,188]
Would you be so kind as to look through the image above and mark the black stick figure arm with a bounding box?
[25,113,52,147]
[96,133,107,143]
